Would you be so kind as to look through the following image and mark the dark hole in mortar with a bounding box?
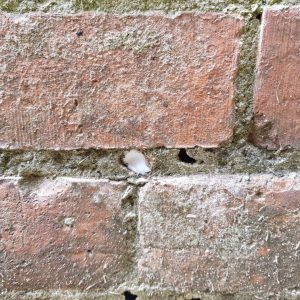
[123,291,137,300]
[178,149,196,164]
[255,12,262,22]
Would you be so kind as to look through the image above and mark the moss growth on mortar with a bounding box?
[233,17,259,142]
[0,0,300,13]
[47,0,300,13]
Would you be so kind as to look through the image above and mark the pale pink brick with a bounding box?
[138,174,300,294]
[0,177,129,291]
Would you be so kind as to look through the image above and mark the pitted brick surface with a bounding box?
[138,174,300,293]
[0,177,128,291]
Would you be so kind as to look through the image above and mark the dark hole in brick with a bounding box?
[123,291,137,300]
[191,298,201,300]
[178,149,196,164]
[255,189,263,196]
[76,30,83,36]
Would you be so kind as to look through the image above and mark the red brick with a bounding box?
[138,174,300,294]
[0,13,242,149]
[0,177,129,291]
[253,7,300,149]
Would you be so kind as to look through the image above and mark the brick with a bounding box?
[138,174,300,294]
[0,177,129,291]
[253,7,300,149]
[0,13,242,150]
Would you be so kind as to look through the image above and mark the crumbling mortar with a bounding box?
[1,147,300,178]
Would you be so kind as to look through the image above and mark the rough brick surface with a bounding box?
[0,13,242,150]
[0,177,129,291]
[138,174,300,294]
[253,7,300,149]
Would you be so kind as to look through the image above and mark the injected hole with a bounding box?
[178,149,196,164]
[123,291,137,300]
[121,150,151,175]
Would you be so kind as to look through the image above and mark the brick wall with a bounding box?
[0,1,300,299]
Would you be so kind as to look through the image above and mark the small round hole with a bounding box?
[178,149,196,164]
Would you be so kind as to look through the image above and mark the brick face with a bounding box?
[253,7,300,149]
[0,13,242,150]
[0,177,129,291]
[138,175,300,293]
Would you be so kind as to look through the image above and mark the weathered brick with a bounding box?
[0,177,129,291]
[138,174,300,294]
[253,7,300,149]
[0,13,242,149]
